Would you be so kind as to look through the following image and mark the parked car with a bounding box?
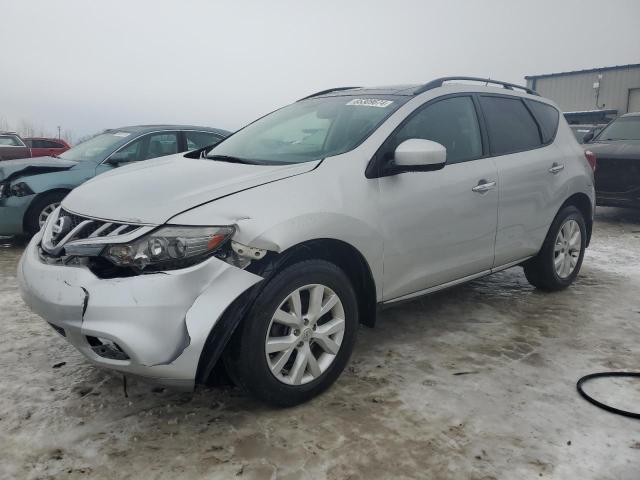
[25,137,71,157]
[569,124,603,144]
[18,78,595,406]
[1,125,229,236]
[582,112,640,208]
[0,132,31,161]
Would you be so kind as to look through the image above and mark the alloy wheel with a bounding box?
[265,284,345,385]
[554,219,582,278]
[38,203,61,228]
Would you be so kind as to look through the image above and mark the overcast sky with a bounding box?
[2,0,639,140]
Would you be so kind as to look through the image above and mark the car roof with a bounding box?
[104,125,231,136]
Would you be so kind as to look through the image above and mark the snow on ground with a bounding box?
[1,207,639,480]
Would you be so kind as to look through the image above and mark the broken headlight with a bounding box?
[11,182,35,197]
[103,226,234,271]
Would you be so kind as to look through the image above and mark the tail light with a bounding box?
[584,150,597,172]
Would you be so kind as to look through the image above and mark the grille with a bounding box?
[41,208,150,257]
[53,209,139,246]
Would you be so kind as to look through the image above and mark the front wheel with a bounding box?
[523,205,586,291]
[25,191,68,235]
[224,259,358,406]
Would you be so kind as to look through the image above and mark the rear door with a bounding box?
[377,95,499,301]
[478,95,565,266]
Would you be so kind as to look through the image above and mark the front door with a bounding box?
[377,95,499,301]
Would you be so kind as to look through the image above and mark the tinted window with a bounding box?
[391,96,482,164]
[185,131,222,150]
[43,140,65,148]
[527,100,559,143]
[596,116,640,141]
[480,96,541,155]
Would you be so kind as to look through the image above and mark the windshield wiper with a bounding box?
[207,155,261,165]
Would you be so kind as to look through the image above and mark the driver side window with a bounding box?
[390,96,483,164]
[112,132,179,163]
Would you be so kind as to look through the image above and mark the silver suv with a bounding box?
[19,77,595,406]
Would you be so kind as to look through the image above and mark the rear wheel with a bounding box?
[523,205,586,291]
[224,259,358,406]
[25,191,67,235]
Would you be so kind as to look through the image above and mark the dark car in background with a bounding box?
[0,125,229,236]
[25,137,71,157]
[0,132,31,161]
[584,112,640,209]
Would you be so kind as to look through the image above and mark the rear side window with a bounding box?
[480,96,541,155]
[526,100,559,143]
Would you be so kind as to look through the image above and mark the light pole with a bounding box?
[57,126,61,140]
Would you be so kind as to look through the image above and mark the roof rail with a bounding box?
[298,86,361,101]
[414,77,538,96]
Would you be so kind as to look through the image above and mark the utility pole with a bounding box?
[57,125,61,139]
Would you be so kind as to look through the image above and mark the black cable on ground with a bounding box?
[576,372,640,419]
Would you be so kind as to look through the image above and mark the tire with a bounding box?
[224,259,358,407]
[523,205,586,291]
[25,191,67,235]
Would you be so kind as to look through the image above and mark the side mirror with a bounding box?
[582,132,594,143]
[106,151,133,166]
[393,139,446,171]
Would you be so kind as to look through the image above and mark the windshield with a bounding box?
[596,116,640,141]
[59,131,132,162]
[208,95,404,164]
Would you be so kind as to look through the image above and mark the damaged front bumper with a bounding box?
[17,232,263,390]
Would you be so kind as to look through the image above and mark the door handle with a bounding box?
[549,163,565,174]
[472,180,496,193]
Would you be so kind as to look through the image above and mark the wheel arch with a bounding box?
[253,238,378,327]
[23,188,71,232]
[559,192,593,247]
[195,238,378,386]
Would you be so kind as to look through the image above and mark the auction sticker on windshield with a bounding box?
[346,99,394,108]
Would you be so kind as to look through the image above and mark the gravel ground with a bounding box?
[1,207,639,480]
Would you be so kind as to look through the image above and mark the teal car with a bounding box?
[0,125,228,236]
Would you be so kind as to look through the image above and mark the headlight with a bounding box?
[11,182,34,197]
[0,182,7,199]
[103,225,234,270]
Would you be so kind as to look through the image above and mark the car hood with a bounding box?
[585,140,640,160]
[0,156,77,182]
[63,154,320,224]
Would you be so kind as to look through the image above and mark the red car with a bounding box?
[24,137,71,157]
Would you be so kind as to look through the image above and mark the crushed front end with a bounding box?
[17,207,263,389]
